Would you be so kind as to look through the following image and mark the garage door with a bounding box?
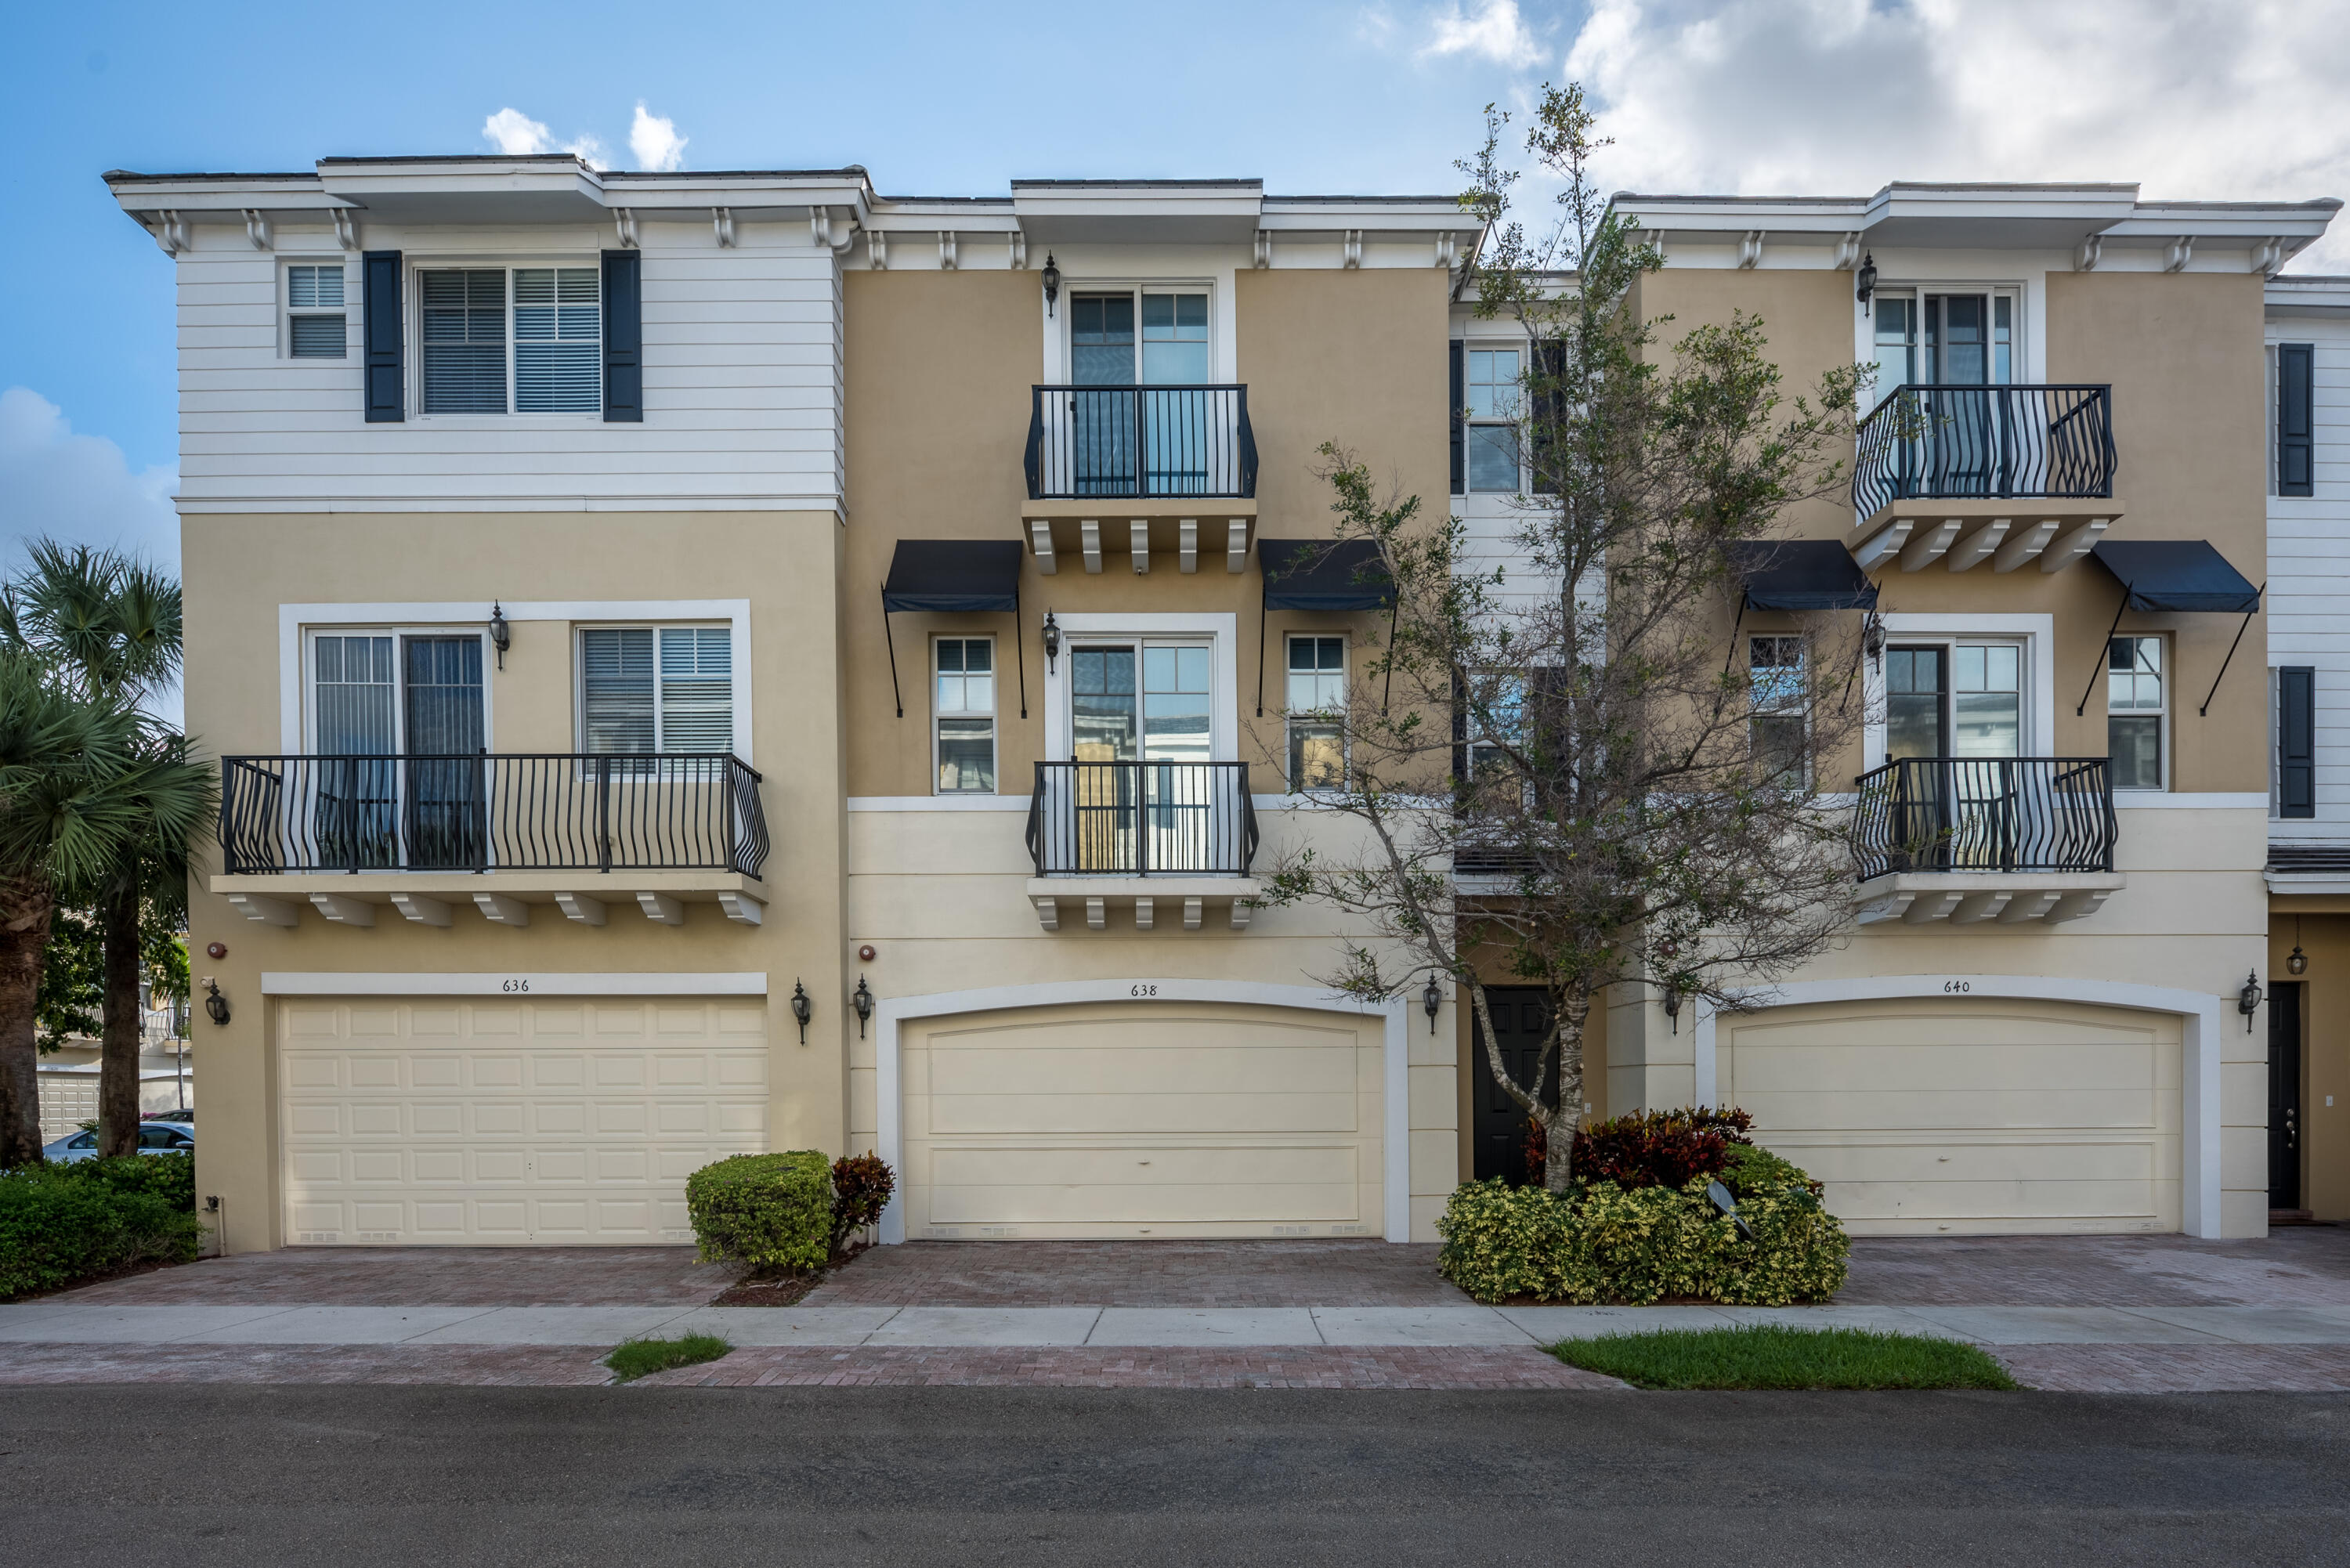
[900,1002,1384,1241]
[1719,998,2179,1236]
[280,997,768,1245]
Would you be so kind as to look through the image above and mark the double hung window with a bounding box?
[1748,635,1809,782]
[1465,347,1523,492]
[579,627,734,757]
[421,266,602,414]
[935,638,996,793]
[2108,636,2165,790]
[287,264,346,359]
[1285,636,1347,790]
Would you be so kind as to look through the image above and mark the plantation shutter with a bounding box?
[362,251,403,422]
[602,249,642,422]
[657,627,733,753]
[580,629,656,755]
[1449,341,1466,496]
[2279,344,2315,497]
[2280,665,2316,819]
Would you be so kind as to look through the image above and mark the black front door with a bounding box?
[1472,988,1556,1185]
[2271,981,2304,1211]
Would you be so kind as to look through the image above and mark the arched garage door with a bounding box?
[899,1001,1386,1241]
[1719,997,2180,1235]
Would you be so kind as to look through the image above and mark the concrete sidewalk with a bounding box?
[9,1299,2350,1348]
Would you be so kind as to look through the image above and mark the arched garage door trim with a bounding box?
[1692,975,2225,1238]
[876,981,1410,1245]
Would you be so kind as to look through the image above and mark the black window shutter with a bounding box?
[2280,343,2314,497]
[602,249,643,423]
[2280,665,2316,818]
[1530,338,1565,496]
[361,251,403,423]
[1449,341,1465,496]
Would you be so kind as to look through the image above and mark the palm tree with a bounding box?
[1,543,212,1159]
[0,653,158,1165]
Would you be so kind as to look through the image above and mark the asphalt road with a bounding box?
[5,1386,2347,1566]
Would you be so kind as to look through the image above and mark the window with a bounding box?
[935,638,996,793]
[1068,642,1211,762]
[420,266,600,414]
[1869,291,2016,405]
[1749,635,1808,782]
[1885,641,2024,762]
[287,263,345,358]
[1068,291,1209,385]
[1466,346,1522,491]
[579,627,733,756]
[1286,636,1347,789]
[2108,635,2165,790]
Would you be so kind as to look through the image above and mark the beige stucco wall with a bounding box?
[181,508,850,1252]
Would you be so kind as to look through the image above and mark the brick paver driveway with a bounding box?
[45,1246,736,1308]
[801,1240,1470,1307]
[1840,1227,2350,1308]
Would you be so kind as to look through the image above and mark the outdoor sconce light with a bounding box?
[1862,611,1885,670]
[1041,252,1061,317]
[1422,977,1442,1035]
[1042,610,1061,674]
[201,978,230,1028]
[488,602,512,670]
[1854,251,1877,308]
[852,975,874,1039]
[2290,945,2308,976]
[2239,971,2265,1032]
[790,979,812,1045]
[1662,985,1684,1035]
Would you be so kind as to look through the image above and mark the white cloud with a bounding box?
[482,107,608,166]
[1419,0,1545,64]
[630,103,688,172]
[0,388,178,572]
[1560,0,2350,269]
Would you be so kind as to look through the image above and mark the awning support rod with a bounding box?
[882,584,903,718]
[1381,598,1398,713]
[2076,582,2131,717]
[1256,573,1269,717]
[1721,596,1747,676]
[2198,585,2263,717]
[1014,582,1028,719]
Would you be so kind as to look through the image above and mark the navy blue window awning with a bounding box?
[1732,540,1879,612]
[2091,540,2261,614]
[1259,539,1396,611]
[881,540,1022,613]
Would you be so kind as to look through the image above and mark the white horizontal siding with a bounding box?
[169,223,844,511]
[2266,316,2350,842]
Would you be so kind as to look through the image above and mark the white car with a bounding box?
[42,1120,195,1163]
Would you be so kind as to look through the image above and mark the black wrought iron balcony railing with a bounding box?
[1853,385,2115,519]
[1850,757,2114,881]
[1027,761,1259,876]
[219,753,769,878]
[1024,385,1258,500]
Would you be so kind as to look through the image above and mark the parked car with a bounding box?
[43,1120,194,1163]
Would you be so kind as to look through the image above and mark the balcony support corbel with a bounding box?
[1945,518,2010,573]
[1130,519,1150,574]
[2039,518,2107,573]
[1849,518,1914,572]
[717,891,764,925]
[1992,519,2059,573]
[1081,519,1102,574]
[1901,890,1965,924]
[554,892,607,926]
[389,892,453,927]
[1997,890,2065,923]
[1029,518,1058,574]
[1226,519,1249,573]
[473,893,530,927]
[2045,887,2113,923]
[226,892,299,927]
[1134,898,1154,931]
[1899,518,1962,572]
[1229,900,1253,930]
[310,893,375,927]
[1179,519,1198,573]
[1032,895,1059,931]
[1947,891,2012,924]
[1184,897,1202,931]
[1086,897,1106,931]
[636,893,685,927]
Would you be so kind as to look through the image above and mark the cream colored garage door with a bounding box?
[900,1002,1384,1241]
[280,996,768,1245]
[1720,997,2179,1236]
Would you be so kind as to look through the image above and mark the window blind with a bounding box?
[314,635,396,754]
[287,265,345,359]
[421,269,508,413]
[658,627,733,752]
[514,267,602,413]
[580,629,656,753]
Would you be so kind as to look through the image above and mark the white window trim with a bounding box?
[573,623,739,757]
[931,634,1000,796]
[281,256,352,362]
[1043,275,1228,384]
[1860,613,2053,772]
[1459,334,1528,495]
[2106,630,2171,794]
[300,627,496,753]
[1040,612,1238,762]
[1283,633,1350,792]
[404,255,607,424]
[278,601,750,764]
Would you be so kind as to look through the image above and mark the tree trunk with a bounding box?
[1542,1113,1577,1191]
[0,874,56,1167]
[98,880,143,1159]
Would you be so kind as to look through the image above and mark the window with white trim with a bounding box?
[1749,634,1808,783]
[287,263,346,359]
[935,637,996,793]
[2108,635,2165,790]
[1466,346,1523,492]
[1285,635,1347,789]
[578,627,732,756]
[421,266,601,414]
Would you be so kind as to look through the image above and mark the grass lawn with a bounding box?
[1553,1323,2020,1391]
[605,1333,733,1382]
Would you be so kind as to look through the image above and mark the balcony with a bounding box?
[1849,757,2123,926]
[212,753,770,928]
[1849,386,2119,569]
[1025,385,1257,500]
[1024,761,1260,930]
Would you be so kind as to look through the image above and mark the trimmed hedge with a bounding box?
[1,1154,202,1302]
[685,1151,834,1274]
[1436,1154,1849,1306]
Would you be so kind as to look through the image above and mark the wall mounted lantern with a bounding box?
[488,602,512,670]
[1854,252,1878,308]
[790,979,813,1045]
[1863,610,1886,670]
[1041,252,1061,317]
[852,975,874,1039]
[2290,916,2308,975]
[1042,610,1061,674]
[2238,970,2265,1032]
[1662,985,1684,1034]
[1422,977,1442,1035]
[202,978,230,1028]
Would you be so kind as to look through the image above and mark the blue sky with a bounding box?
[4,0,2346,576]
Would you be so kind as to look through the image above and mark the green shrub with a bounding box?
[1719,1142,1820,1199]
[685,1151,833,1274]
[1436,1163,1849,1306]
[0,1161,202,1301]
[830,1153,895,1255]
